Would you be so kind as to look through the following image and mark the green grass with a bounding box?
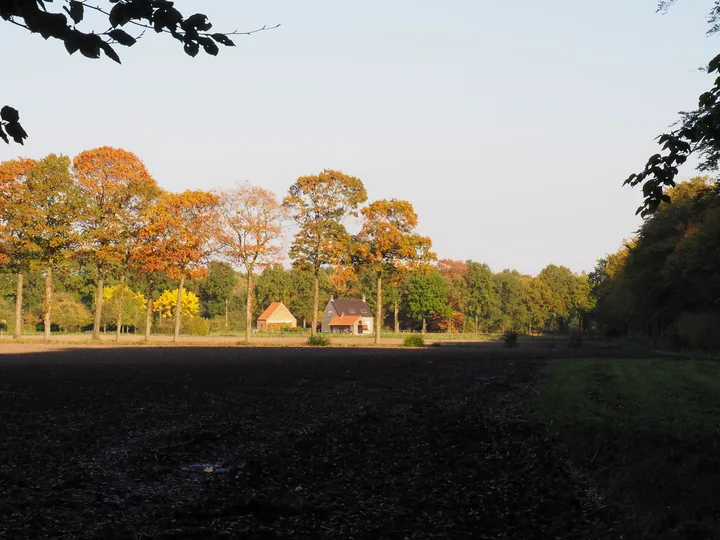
[535,358,720,540]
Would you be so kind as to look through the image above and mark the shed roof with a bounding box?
[258,302,285,321]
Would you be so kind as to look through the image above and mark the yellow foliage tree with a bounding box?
[152,289,200,320]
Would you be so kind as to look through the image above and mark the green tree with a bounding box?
[520,277,556,335]
[464,261,496,333]
[493,269,527,332]
[404,270,451,333]
[199,261,238,327]
[283,170,367,335]
[253,264,293,320]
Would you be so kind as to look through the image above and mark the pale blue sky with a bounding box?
[1,1,717,275]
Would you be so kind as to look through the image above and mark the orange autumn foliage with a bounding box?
[134,190,219,280]
[73,147,160,272]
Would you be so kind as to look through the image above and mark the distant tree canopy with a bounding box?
[628,1,720,215]
[0,0,277,144]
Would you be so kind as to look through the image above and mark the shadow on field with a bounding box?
[0,346,618,538]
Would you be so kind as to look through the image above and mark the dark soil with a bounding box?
[0,347,612,539]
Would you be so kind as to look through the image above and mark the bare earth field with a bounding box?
[0,346,614,539]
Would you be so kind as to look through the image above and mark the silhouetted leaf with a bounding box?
[108,29,136,46]
[5,122,28,144]
[100,41,121,64]
[64,1,84,24]
[199,37,218,56]
[211,33,235,47]
[185,13,212,32]
[0,126,8,144]
[0,106,20,123]
[184,41,200,57]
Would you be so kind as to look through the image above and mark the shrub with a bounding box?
[403,334,425,347]
[306,334,331,346]
[502,330,519,348]
[182,316,212,336]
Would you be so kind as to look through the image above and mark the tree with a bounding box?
[1,2,277,144]
[283,169,367,335]
[10,155,81,340]
[217,183,284,342]
[464,261,496,333]
[520,277,556,335]
[404,270,450,333]
[199,261,238,325]
[437,260,469,333]
[493,270,527,332]
[626,2,720,214]
[73,146,160,341]
[102,284,147,333]
[0,158,37,338]
[354,199,435,343]
[134,190,218,341]
[537,265,593,332]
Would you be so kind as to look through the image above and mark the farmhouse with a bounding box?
[321,297,374,335]
[257,302,297,331]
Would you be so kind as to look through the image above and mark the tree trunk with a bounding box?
[173,274,185,343]
[245,271,253,343]
[225,297,229,330]
[422,317,426,334]
[303,317,307,329]
[393,299,399,333]
[92,275,104,341]
[144,294,153,342]
[311,272,319,336]
[13,271,23,339]
[375,275,382,344]
[43,267,53,341]
[115,273,126,343]
[475,315,478,335]
[447,314,452,335]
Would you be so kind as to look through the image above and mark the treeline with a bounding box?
[590,177,720,350]
[0,147,594,342]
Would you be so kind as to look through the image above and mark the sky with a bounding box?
[1,0,718,275]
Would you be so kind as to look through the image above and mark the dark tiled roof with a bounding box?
[330,299,372,317]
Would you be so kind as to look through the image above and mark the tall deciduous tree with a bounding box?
[464,261,496,333]
[13,155,81,340]
[354,199,434,343]
[405,270,450,334]
[74,146,160,341]
[0,158,37,338]
[437,259,469,333]
[135,190,218,342]
[217,183,284,342]
[283,170,367,335]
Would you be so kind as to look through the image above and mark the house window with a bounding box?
[348,309,356,314]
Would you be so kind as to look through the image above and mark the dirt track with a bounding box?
[0,347,612,539]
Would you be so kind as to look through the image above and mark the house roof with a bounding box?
[258,302,285,321]
[329,299,373,317]
[329,315,362,326]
